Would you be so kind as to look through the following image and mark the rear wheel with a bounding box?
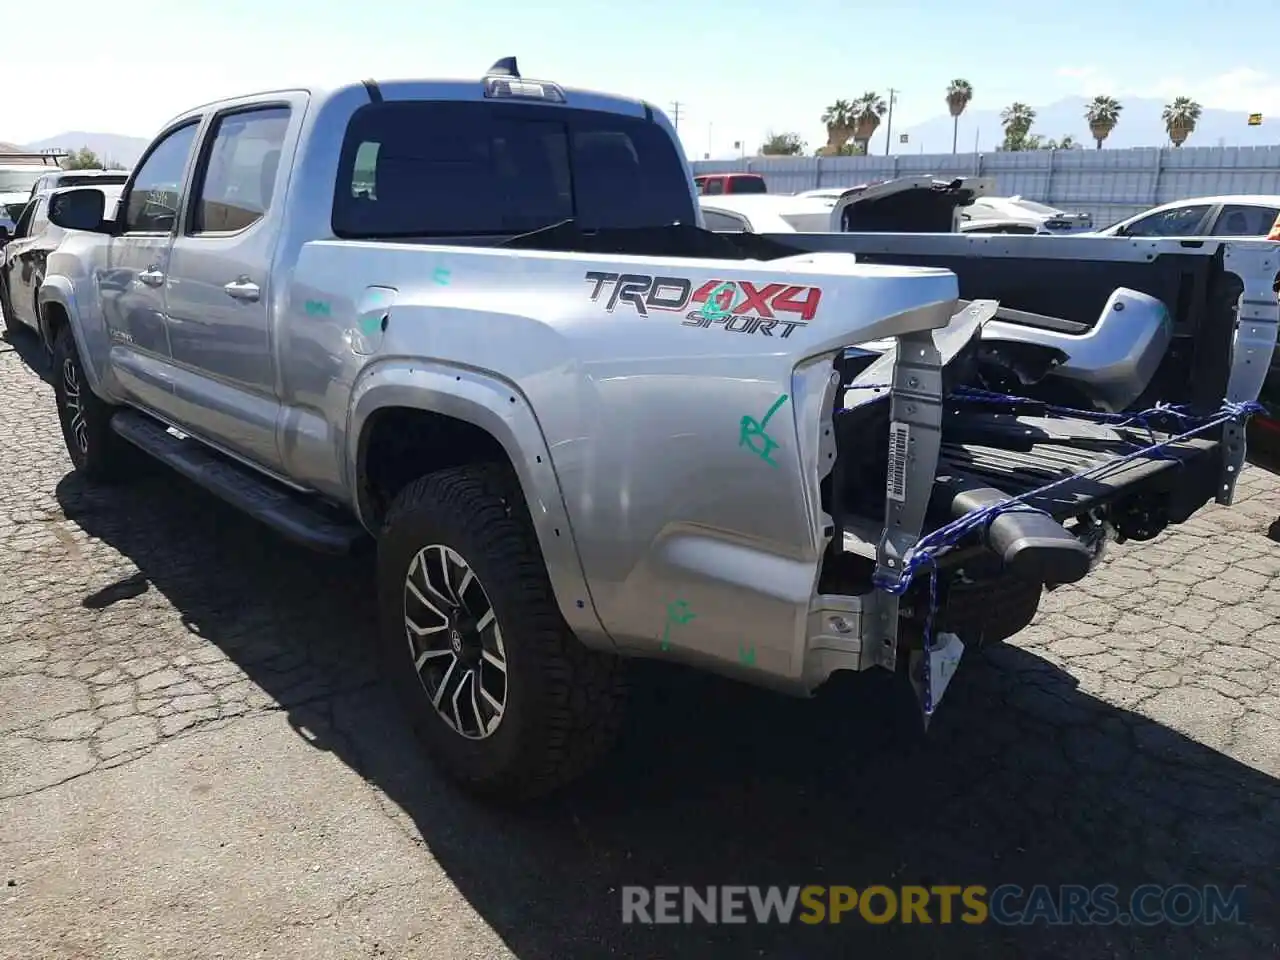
[376,463,627,802]
[51,325,141,482]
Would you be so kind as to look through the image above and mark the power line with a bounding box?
[670,101,684,131]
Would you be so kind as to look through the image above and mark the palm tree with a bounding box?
[1163,96,1203,147]
[820,100,854,155]
[999,102,1037,150]
[1084,95,1123,149]
[851,92,888,155]
[945,79,974,153]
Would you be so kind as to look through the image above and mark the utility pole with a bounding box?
[884,88,898,156]
[670,101,683,131]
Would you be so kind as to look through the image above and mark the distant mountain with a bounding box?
[886,96,1278,156]
[20,132,150,168]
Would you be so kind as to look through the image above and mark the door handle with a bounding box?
[139,268,165,287]
[224,277,261,302]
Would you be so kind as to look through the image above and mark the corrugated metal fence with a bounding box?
[690,146,1280,226]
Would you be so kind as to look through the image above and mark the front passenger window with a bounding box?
[11,200,36,239]
[30,199,49,236]
[1122,204,1210,238]
[123,122,200,233]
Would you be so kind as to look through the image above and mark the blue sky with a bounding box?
[12,0,1280,156]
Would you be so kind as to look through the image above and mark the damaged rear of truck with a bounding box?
[510,219,1278,721]
[37,59,1280,800]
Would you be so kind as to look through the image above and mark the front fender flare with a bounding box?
[347,359,611,649]
[38,275,117,399]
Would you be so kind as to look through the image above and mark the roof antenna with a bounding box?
[487,57,520,78]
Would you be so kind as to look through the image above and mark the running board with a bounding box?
[110,411,367,554]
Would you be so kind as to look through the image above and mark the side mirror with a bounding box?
[47,188,110,233]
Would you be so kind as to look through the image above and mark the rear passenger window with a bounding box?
[191,106,290,234]
[1211,204,1280,237]
[701,210,748,232]
[332,100,697,237]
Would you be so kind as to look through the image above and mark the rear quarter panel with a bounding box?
[286,240,957,680]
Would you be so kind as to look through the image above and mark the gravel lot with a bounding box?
[1,322,1278,959]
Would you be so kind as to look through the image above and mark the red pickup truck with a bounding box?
[693,172,768,196]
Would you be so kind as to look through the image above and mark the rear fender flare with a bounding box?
[347,359,610,647]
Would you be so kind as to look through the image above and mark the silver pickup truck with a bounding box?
[38,59,1279,802]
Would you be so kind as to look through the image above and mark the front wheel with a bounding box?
[51,325,140,483]
[376,463,627,802]
[0,277,14,339]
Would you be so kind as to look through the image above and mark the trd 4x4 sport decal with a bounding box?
[583,271,822,339]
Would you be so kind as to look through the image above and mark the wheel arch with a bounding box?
[38,276,113,396]
[348,360,611,648]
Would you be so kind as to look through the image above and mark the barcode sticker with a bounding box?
[887,421,910,502]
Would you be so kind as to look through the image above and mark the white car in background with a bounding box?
[0,165,48,242]
[0,193,29,243]
[26,167,130,200]
[698,194,838,232]
[959,195,1093,234]
[1088,195,1280,239]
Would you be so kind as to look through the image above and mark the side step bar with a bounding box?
[110,411,367,555]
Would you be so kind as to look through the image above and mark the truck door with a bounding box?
[161,100,298,471]
[100,120,201,415]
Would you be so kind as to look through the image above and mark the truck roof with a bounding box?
[157,67,657,133]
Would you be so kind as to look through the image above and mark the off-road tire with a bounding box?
[51,325,141,483]
[376,462,627,802]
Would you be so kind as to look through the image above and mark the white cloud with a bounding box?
[1135,68,1280,114]
[1059,65,1280,113]
[1054,66,1122,98]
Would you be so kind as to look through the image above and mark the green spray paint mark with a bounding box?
[739,393,788,467]
[738,643,756,667]
[304,299,331,317]
[702,282,735,321]
[433,267,451,285]
[660,600,696,651]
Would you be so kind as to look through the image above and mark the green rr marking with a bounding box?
[739,393,789,466]
[660,600,696,651]
[702,281,735,321]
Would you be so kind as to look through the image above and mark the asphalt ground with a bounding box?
[1,320,1277,959]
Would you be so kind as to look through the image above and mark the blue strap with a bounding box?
[841,384,1263,714]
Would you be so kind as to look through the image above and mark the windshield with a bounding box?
[333,101,697,238]
[2,201,27,222]
[1010,198,1062,216]
[0,169,44,193]
[730,176,767,194]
